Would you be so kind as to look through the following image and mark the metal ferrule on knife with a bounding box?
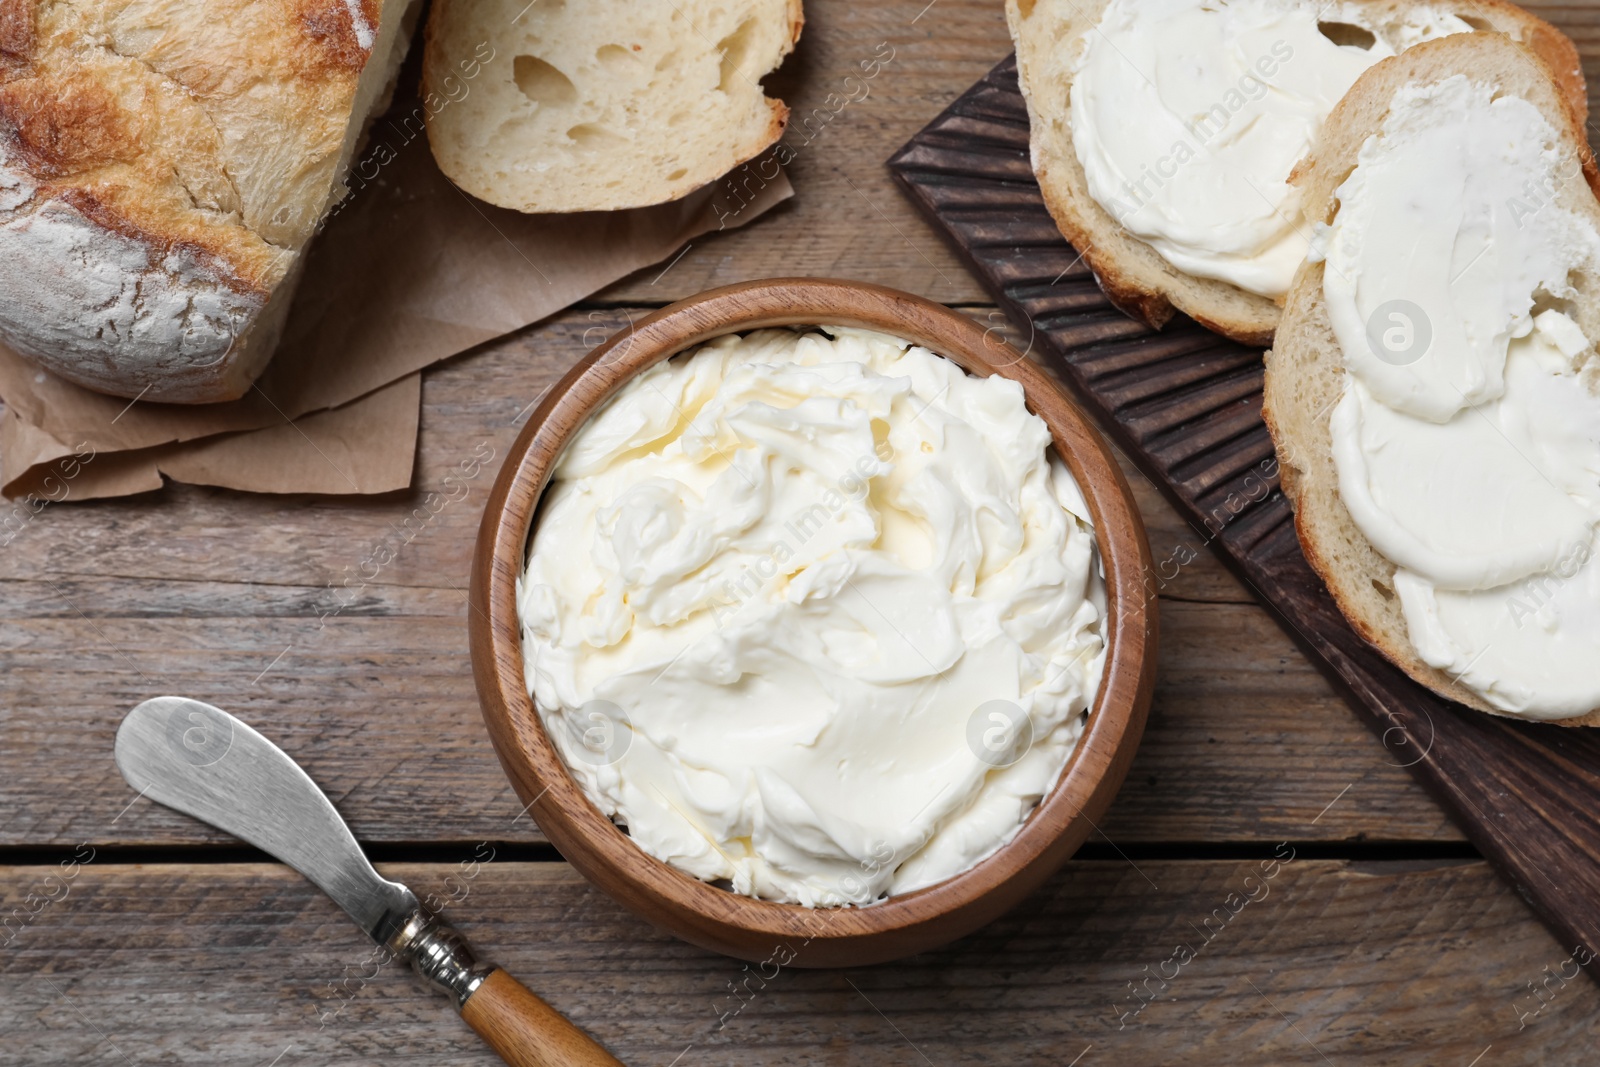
[388,910,497,1009]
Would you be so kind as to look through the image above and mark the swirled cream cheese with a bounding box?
[1323,75,1600,719]
[518,327,1107,905]
[1069,0,1471,299]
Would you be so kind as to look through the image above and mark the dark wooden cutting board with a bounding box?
[889,55,1600,976]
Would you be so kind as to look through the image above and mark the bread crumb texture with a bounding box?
[424,0,802,212]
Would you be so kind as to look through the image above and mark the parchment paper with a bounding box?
[0,103,792,499]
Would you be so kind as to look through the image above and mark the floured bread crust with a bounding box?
[1264,33,1600,726]
[1006,0,1588,348]
[0,0,418,403]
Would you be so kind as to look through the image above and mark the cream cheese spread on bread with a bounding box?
[1069,0,1471,300]
[1322,75,1600,719]
[517,328,1106,905]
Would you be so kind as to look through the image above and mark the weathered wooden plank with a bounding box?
[2,861,1593,1065]
[1099,602,1465,845]
[0,594,1457,848]
[0,308,1245,600]
[597,1,1015,305]
[9,305,1440,850]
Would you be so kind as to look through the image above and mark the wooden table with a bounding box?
[4,3,1598,1063]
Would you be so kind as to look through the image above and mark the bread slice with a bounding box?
[0,0,419,404]
[1263,32,1600,726]
[1006,0,1587,347]
[423,0,803,213]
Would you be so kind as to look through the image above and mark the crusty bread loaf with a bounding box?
[0,0,419,404]
[1006,0,1587,347]
[1263,32,1600,726]
[422,0,802,213]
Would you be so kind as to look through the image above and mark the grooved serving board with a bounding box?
[889,56,1600,976]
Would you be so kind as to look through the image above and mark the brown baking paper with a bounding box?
[0,106,792,499]
[0,375,422,501]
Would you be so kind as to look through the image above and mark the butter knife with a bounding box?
[114,696,623,1067]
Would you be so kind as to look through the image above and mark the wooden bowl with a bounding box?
[470,279,1157,967]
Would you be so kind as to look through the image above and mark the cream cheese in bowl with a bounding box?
[516,326,1107,906]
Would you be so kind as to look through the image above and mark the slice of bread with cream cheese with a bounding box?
[1007,0,1586,346]
[1264,32,1600,724]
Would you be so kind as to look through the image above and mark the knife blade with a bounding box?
[115,695,418,943]
[114,696,623,1067]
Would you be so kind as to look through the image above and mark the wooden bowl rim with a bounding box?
[470,278,1156,962]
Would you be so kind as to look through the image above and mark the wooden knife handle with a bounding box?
[461,968,625,1067]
